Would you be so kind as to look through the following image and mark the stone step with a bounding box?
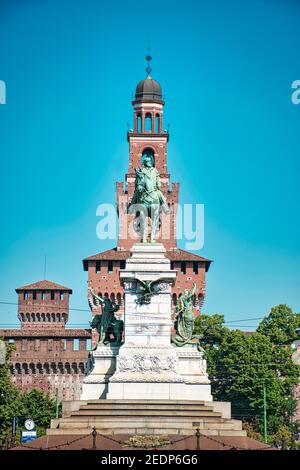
[47,426,247,437]
[52,399,246,438]
[57,416,228,424]
[71,409,222,418]
[86,399,207,405]
[80,404,215,412]
[57,419,239,430]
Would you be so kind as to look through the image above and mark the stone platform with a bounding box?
[50,243,246,439]
[48,399,246,437]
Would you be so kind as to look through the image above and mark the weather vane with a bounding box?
[146,41,152,77]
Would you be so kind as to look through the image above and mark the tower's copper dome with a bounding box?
[134,76,163,104]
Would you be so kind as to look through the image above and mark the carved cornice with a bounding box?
[110,372,183,383]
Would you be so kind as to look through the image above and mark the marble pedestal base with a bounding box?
[80,345,119,400]
[106,343,212,401]
[107,343,182,400]
[107,382,212,401]
[80,243,212,402]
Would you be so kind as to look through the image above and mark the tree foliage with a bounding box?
[195,306,300,435]
[18,389,58,438]
[0,340,58,445]
[0,341,21,443]
[194,313,226,348]
[257,304,300,345]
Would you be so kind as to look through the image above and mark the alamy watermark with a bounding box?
[291,80,300,105]
[0,80,6,104]
[96,203,205,251]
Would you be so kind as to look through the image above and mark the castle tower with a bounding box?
[117,58,178,251]
[16,280,72,328]
[83,58,212,347]
[0,280,91,400]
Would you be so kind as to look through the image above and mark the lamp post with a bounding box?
[263,385,268,443]
[11,416,18,448]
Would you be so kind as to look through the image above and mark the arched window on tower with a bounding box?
[145,113,152,132]
[155,114,160,133]
[137,114,142,133]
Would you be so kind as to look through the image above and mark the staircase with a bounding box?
[48,400,246,436]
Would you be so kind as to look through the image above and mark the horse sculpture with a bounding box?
[128,153,169,243]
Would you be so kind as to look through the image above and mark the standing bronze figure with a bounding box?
[88,288,123,345]
[171,283,202,348]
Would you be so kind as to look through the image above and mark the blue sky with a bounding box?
[0,0,299,330]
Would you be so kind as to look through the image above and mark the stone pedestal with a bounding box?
[80,345,119,400]
[174,344,211,400]
[80,243,212,401]
[107,243,212,401]
[120,243,176,347]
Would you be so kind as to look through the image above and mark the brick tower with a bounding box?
[83,60,211,346]
[0,280,91,400]
[16,280,72,328]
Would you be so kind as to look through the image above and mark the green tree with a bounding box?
[207,330,286,432]
[0,339,59,446]
[257,304,300,345]
[257,304,300,434]
[194,309,300,435]
[0,341,22,444]
[194,313,227,348]
[273,425,293,448]
[242,422,263,442]
[19,389,58,437]
[194,313,228,380]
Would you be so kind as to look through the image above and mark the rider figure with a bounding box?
[128,153,169,243]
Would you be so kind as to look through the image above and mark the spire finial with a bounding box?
[145,41,152,77]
